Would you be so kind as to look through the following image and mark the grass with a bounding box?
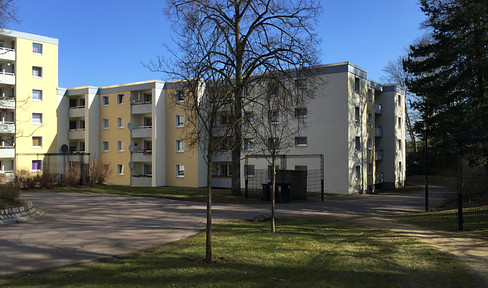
[0,217,476,288]
[393,206,488,238]
[375,184,423,195]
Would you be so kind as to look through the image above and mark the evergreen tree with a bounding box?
[404,0,488,162]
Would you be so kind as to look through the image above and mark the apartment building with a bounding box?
[1,29,404,193]
[0,29,58,180]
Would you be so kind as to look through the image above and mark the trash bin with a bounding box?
[262,183,271,201]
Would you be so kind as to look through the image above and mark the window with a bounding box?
[244,111,254,124]
[354,107,360,122]
[32,160,42,172]
[144,117,152,127]
[355,136,361,150]
[32,113,43,125]
[399,161,402,172]
[218,137,231,151]
[220,113,231,125]
[79,120,85,129]
[32,66,43,78]
[102,119,109,129]
[368,89,373,101]
[355,165,361,179]
[117,94,124,105]
[398,140,402,150]
[268,110,279,124]
[268,137,279,151]
[117,117,124,128]
[144,140,152,152]
[368,138,373,150]
[368,163,373,175]
[295,107,307,118]
[397,95,401,106]
[102,141,109,152]
[216,163,232,177]
[176,90,185,102]
[176,140,185,152]
[144,164,152,176]
[295,79,307,89]
[144,93,152,102]
[79,142,85,151]
[244,164,255,177]
[176,115,184,127]
[32,43,43,54]
[102,96,109,106]
[176,164,185,177]
[32,136,42,148]
[367,113,373,126]
[354,77,360,93]
[79,98,85,107]
[117,164,124,175]
[69,120,77,130]
[295,137,307,147]
[398,117,402,128]
[295,165,307,171]
[117,141,124,152]
[32,89,42,101]
[244,138,254,151]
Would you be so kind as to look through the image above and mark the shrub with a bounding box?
[0,183,22,208]
[64,163,81,188]
[88,158,111,185]
[38,172,57,189]
[14,170,37,190]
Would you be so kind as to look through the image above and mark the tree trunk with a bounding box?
[205,159,212,262]
[271,156,276,232]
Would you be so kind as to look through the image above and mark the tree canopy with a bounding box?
[404,0,488,162]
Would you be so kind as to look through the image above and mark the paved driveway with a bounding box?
[0,185,451,275]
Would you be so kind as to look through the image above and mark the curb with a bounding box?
[0,201,45,225]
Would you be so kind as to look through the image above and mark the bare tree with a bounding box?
[161,0,321,196]
[0,0,17,29]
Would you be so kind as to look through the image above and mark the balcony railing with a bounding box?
[132,126,152,138]
[0,121,14,133]
[0,96,14,109]
[68,129,86,140]
[132,103,152,114]
[0,71,15,85]
[375,127,383,137]
[132,150,152,162]
[68,106,86,118]
[0,146,14,158]
[131,175,152,186]
[0,47,15,61]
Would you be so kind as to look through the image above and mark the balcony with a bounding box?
[375,151,383,161]
[131,175,152,186]
[0,121,14,133]
[0,170,15,182]
[0,97,14,109]
[68,106,86,118]
[132,103,152,114]
[0,146,14,158]
[132,150,152,162]
[68,129,86,140]
[374,104,382,114]
[375,172,384,184]
[375,127,383,137]
[0,47,15,61]
[132,126,152,138]
[0,71,15,85]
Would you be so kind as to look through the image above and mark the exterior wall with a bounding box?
[164,86,200,187]
[14,35,58,173]
[99,91,131,185]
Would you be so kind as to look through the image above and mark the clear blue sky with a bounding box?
[7,0,425,88]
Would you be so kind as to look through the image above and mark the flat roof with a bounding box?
[0,28,58,45]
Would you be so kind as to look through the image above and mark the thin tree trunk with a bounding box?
[271,156,276,232]
[205,158,212,262]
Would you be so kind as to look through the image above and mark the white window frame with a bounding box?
[102,119,109,129]
[295,136,308,147]
[32,42,43,54]
[117,141,124,152]
[32,136,42,148]
[32,89,43,101]
[31,160,42,172]
[102,141,109,152]
[176,164,185,177]
[176,115,184,127]
[355,136,361,151]
[32,66,43,78]
[354,107,360,123]
[176,90,185,102]
[117,117,124,128]
[117,94,124,105]
[32,113,43,125]
[102,96,109,106]
[295,107,307,118]
[176,140,185,152]
[244,138,254,151]
[117,164,124,175]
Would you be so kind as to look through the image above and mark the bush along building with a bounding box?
[1,29,405,193]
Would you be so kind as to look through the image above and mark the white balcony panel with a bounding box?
[0,98,14,109]
[0,147,14,158]
[132,127,152,138]
[132,152,152,162]
[0,171,15,182]
[0,122,14,133]
[131,176,152,186]
[0,73,15,85]
[132,103,152,114]
[0,48,15,61]
[69,129,86,140]
[68,107,86,118]
[211,176,231,188]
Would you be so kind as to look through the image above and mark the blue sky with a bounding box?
[7,0,425,88]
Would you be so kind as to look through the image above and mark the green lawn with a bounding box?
[375,184,423,195]
[393,206,488,238]
[0,217,476,288]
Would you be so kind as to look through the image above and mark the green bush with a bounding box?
[0,184,22,208]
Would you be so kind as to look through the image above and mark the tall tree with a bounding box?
[164,0,321,195]
[0,0,16,29]
[404,0,488,162]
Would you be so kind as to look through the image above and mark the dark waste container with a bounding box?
[262,183,291,203]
